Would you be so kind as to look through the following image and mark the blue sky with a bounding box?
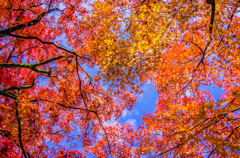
[103,81,158,128]
[104,82,223,130]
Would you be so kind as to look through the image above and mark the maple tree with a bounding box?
[1,0,240,157]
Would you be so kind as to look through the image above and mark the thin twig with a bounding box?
[29,99,97,114]
[8,34,89,59]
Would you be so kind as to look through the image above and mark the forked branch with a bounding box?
[0,8,60,38]
[0,55,73,75]
[8,34,89,59]
[0,78,37,92]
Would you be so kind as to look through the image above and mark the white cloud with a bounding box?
[137,82,155,103]
[103,119,118,126]
[121,108,139,119]
[132,108,139,115]
[186,90,191,97]
[126,119,136,128]
[122,109,128,118]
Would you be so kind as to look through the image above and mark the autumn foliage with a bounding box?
[0,0,240,157]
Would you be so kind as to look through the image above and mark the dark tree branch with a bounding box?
[176,3,216,93]
[8,34,89,59]
[161,0,187,38]
[75,55,112,157]
[156,95,240,157]
[0,78,37,92]
[11,46,38,59]
[13,3,44,12]
[0,55,73,75]
[126,0,146,31]
[207,126,239,158]
[216,4,238,50]
[78,64,93,85]
[49,129,66,135]
[95,113,112,157]
[197,39,212,69]
[34,55,71,66]
[29,99,98,114]
[0,91,17,99]
[0,129,32,157]
[48,0,53,9]
[207,0,216,35]
[6,46,15,63]
[15,99,28,158]
[176,0,216,93]
[0,62,51,75]
[41,138,51,157]
[0,41,13,50]
[75,56,88,109]
[156,142,184,157]
[195,0,215,69]
[182,40,204,54]
[0,8,60,38]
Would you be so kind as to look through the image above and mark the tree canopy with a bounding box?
[0,0,240,157]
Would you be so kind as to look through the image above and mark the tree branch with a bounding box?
[0,8,60,38]
[207,126,239,158]
[216,3,238,50]
[195,0,215,69]
[182,40,204,54]
[29,99,98,114]
[34,55,71,66]
[0,91,17,99]
[0,41,13,50]
[15,99,28,158]
[0,78,37,92]
[8,46,38,60]
[6,46,15,63]
[8,34,89,59]
[207,0,216,35]
[197,39,212,69]
[0,62,51,75]
[95,113,112,157]
[0,55,73,75]
[156,142,184,157]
